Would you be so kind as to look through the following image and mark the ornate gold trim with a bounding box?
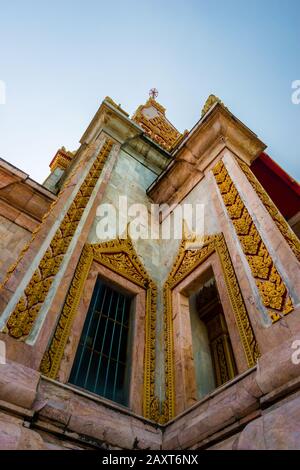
[162,233,259,423]
[132,97,182,152]
[237,158,300,262]
[201,94,228,117]
[50,147,74,172]
[213,160,294,323]
[40,237,158,422]
[4,139,113,339]
[0,142,93,293]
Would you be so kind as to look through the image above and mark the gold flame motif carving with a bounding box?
[49,147,75,172]
[213,160,294,323]
[201,94,228,117]
[237,158,300,262]
[4,139,113,339]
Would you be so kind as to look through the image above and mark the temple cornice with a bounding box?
[147,102,266,206]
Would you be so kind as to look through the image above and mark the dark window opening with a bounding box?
[196,279,237,388]
[69,277,132,406]
[190,272,238,399]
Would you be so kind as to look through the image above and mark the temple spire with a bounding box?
[132,93,182,152]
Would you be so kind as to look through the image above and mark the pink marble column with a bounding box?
[208,150,300,356]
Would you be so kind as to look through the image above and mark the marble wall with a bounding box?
[1,103,300,449]
[189,291,216,398]
[0,216,31,284]
[87,147,224,402]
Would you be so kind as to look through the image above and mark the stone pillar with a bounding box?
[43,167,64,192]
[210,150,300,355]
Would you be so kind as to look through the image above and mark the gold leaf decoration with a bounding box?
[132,97,182,152]
[5,140,113,339]
[201,94,228,117]
[213,160,294,323]
[237,158,300,262]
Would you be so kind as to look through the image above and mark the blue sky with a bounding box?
[0,0,299,183]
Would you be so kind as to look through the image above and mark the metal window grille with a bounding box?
[69,278,132,406]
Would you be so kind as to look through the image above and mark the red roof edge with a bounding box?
[250,152,300,220]
[258,152,300,196]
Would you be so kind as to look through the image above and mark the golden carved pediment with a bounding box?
[132,97,182,152]
[90,238,153,289]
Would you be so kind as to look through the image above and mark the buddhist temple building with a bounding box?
[0,92,300,450]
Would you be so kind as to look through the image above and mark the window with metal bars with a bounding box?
[69,277,133,406]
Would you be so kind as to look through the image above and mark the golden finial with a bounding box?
[201,94,226,117]
[149,88,159,100]
[182,219,204,251]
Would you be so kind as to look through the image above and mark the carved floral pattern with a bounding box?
[132,98,182,152]
[213,160,294,323]
[237,158,300,262]
[4,140,113,339]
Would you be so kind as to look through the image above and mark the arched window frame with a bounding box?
[40,237,157,419]
[163,233,260,418]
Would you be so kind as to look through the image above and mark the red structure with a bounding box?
[251,152,300,220]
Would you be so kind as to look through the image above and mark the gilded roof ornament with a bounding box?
[49,147,75,172]
[132,95,182,152]
[201,94,227,117]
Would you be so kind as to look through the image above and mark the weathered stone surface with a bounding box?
[67,396,161,449]
[0,361,40,409]
[0,215,32,284]
[38,379,162,450]
[229,373,262,419]
[34,380,71,427]
[208,434,239,450]
[163,370,260,449]
[0,414,45,450]
[237,394,300,450]
[256,333,300,395]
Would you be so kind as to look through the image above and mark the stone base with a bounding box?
[1,333,300,450]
